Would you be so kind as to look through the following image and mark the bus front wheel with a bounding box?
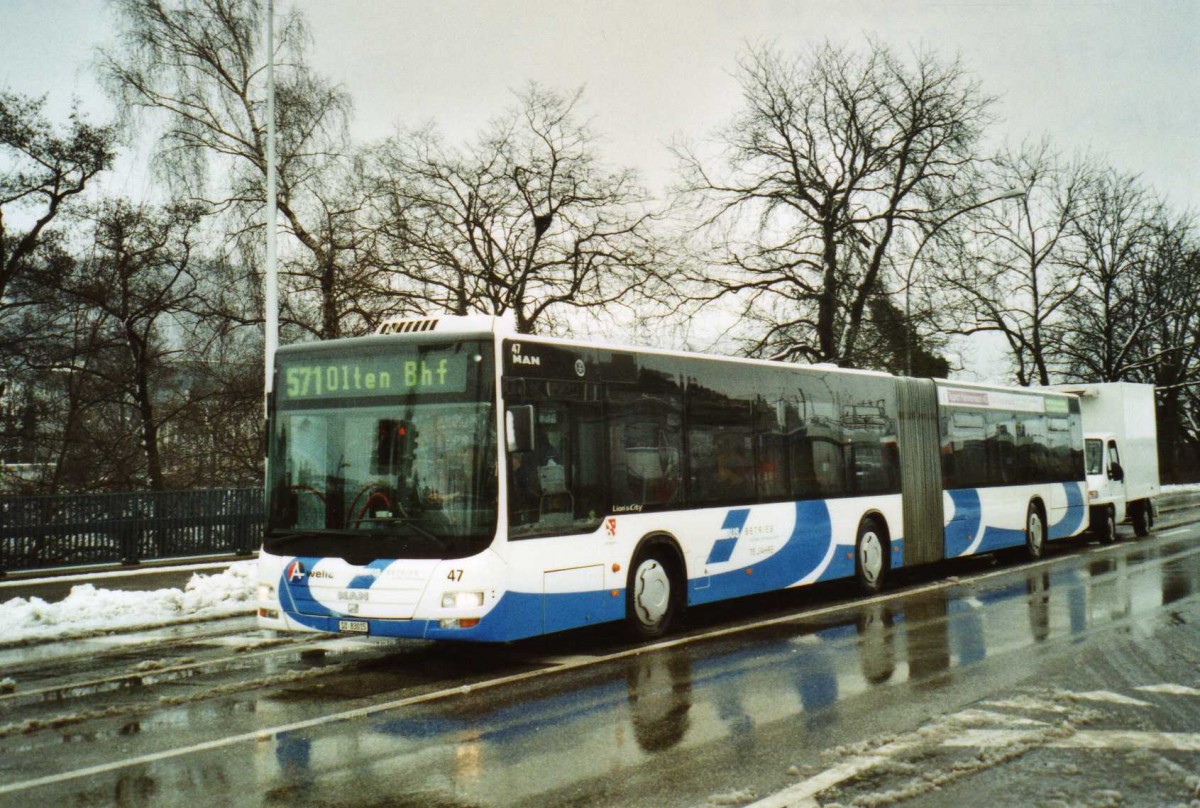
[626,549,678,640]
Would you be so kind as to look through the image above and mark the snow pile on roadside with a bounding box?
[0,561,258,644]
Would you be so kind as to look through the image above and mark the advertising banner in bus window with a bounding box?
[937,386,1052,414]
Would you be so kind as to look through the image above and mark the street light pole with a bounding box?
[263,0,278,408]
[904,189,1025,376]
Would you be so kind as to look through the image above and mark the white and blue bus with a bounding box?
[257,315,1087,642]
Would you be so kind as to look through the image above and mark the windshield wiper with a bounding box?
[354,517,446,546]
[266,529,382,543]
[264,531,320,545]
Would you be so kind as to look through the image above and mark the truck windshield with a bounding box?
[264,340,497,561]
[1085,439,1104,475]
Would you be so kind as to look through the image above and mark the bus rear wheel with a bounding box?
[626,549,678,640]
[1025,501,1045,561]
[855,517,887,596]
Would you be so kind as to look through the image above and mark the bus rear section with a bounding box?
[930,382,1088,562]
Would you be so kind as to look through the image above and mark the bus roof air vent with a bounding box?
[377,317,440,335]
[374,313,516,337]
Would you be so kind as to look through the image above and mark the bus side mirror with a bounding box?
[506,405,535,453]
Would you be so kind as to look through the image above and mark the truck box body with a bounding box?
[1060,382,1160,502]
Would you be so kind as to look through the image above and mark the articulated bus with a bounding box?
[257,314,1087,642]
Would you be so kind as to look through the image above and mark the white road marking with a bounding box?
[946,709,1050,727]
[1136,683,1200,697]
[981,695,1071,714]
[535,654,602,666]
[746,737,924,808]
[0,660,573,797]
[1158,527,1193,537]
[945,728,1200,752]
[1067,690,1152,707]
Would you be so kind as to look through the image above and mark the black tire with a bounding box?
[1131,502,1150,538]
[1096,507,1118,545]
[855,517,888,595]
[1025,501,1046,560]
[626,547,679,640]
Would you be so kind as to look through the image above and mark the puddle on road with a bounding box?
[226,537,1200,806]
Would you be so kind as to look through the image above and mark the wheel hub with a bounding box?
[1029,512,1044,551]
[859,531,883,585]
[634,560,670,625]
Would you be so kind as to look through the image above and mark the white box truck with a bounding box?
[1054,382,1160,542]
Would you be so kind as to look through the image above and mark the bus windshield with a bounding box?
[264,340,497,561]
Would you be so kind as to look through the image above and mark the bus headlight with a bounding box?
[442,591,485,609]
[257,584,279,619]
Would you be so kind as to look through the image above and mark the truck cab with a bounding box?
[1084,432,1132,542]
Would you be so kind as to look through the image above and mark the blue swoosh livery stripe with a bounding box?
[692,499,835,606]
[347,558,393,589]
[945,489,981,557]
[1049,482,1087,538]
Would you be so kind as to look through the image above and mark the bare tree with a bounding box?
[100,0,367,338]
[0,93,116,488]
[674,41,992,367]
[1134,219,1200,483]
[361,85,666,335]
[0,92,115,337]
[19,200,205,491]
[1055,169,1161,382]
[935,141,1092,386]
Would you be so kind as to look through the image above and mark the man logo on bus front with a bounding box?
[287,560,306,582]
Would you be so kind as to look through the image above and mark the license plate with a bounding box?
[338,620,369,634]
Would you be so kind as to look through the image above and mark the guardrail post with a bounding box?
[118,512,140,567]
[235,489,257,555]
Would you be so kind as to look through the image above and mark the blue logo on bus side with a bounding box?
[707,509,750,564]
[692,500,834,606]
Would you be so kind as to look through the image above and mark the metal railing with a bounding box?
[0,488,262,575]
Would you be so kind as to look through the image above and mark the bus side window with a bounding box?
[609,394,683,509]
[754,398,789,501]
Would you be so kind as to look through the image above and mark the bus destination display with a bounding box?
[280,353,468,401]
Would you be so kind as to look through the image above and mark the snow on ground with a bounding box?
[0,561,257,644]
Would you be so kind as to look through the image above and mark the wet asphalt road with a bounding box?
[3,520,1200,807]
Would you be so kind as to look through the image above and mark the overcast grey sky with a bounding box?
[2,0,1197,209]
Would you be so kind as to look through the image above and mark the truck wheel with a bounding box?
[1131,502,1150,537]
[1096,507,1118,545]
[1025,502,1045,560]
